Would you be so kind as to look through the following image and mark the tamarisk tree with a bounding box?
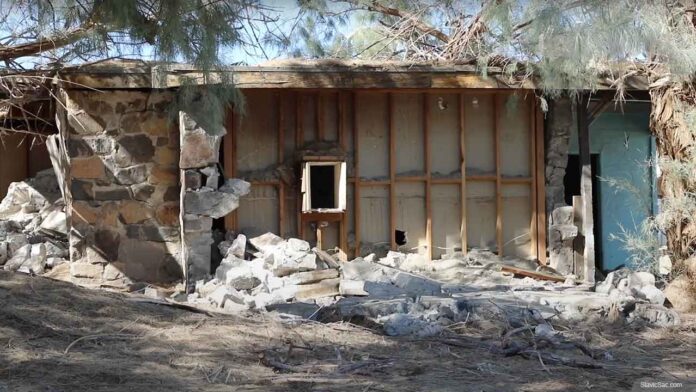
[298,0,696,281]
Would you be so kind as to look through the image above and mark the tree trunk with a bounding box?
[649,83,696,275]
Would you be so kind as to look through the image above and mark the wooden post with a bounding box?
[459,93,467,254]
[338,92,348,254]
[296,92,303,238]
[530,97,538,260]
[317,92,324,141]
[353,92,361,257]
[577,93,595,283]
[224,109,237,231]
[277,93,285,237]
[389,93,397,250]
[494,94,503,257]
[424,93,433,261]
[535,103,547,264]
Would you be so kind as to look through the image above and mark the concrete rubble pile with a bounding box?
[185,231,681,334]
[0,170,69,275]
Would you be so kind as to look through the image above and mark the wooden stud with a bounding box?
[389,93,397,250]
[338,92,349,254]
[296,92,303,238]
[277,92,285,237]
[536,102,547,265]
[494,94,503,257]
[529,96,538,260]
[224,109,237,231]
[317,92,324,141]
[353,92,361,257]
[424,93,433,261]
[459,93,467,254]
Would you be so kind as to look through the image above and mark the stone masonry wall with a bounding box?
[64,89,182,287]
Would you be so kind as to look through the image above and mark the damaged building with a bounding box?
[1,60,672,327]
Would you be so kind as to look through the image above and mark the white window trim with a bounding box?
[301,161,347,213]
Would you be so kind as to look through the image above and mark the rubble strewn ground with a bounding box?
[1,270,695,391]
[179,231,680,339]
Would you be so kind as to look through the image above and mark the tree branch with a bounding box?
[351,0,449,43]
[0,24,94,62]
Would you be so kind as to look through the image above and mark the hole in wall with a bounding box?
[395,230,408,246]
[310,165,336,209]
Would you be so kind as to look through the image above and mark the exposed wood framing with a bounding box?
[353,92,361,256]
[459,93,467,254]
[229,89,546,262]
[530,96,538,260]
[389,93,397,250]
[338,92,349,254]
[536,103,547,264]
[277,93,285,237]
[224,110,237,230]
[424,93,433,261]
[578,93,595,283]
[296,92,303,238]
[317,92,324,141]
[494,94,503,256]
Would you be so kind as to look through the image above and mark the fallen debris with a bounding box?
[0,170,68,277]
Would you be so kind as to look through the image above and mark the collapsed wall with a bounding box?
[63,89,183,287]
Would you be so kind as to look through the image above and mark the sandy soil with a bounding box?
[1,270,694,391]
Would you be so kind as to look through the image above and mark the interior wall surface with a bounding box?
[225,89,543,260]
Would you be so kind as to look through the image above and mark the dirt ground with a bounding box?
[1,271,694,391]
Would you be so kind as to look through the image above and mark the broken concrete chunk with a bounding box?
[228,234,246,258]
[628,303,680,327]
[263,246,317,277]
[219,178,251,197]
[17,244,47,274]
[283,269,339,285]
[214,257,261,290]
[339,279,369,296]
[392,272,442,295]
[286,238,310,253]
[636,284,665,306]
[378,251,406,268]
[249,232,285,253]
[39,209,68,237]
[627,271,656,289]
[0,242,8,265]
[3,244,32,271]
[294,278,340,300]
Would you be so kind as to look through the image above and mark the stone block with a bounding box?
[0,242,8,265]
[103,262,125,280]
[154,147,178,167]
[184,189,240,219]
[551,206,574,225]
[155,204,180,226]
[163,186,180,202]
[149,166,178,185]
[392,272,442,295]
[115,134,155,165]
[184,170,203,189]
[71,156,106,179]
[130,184,155,201]
[179,112,223,169]
[113,164,148,185]
[119,201,152,224]
[93,186,131,201]
[3,244,31,271]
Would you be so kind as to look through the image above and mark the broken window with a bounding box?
[301,161,346,212]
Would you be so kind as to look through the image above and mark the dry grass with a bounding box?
[1,270,695,391]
